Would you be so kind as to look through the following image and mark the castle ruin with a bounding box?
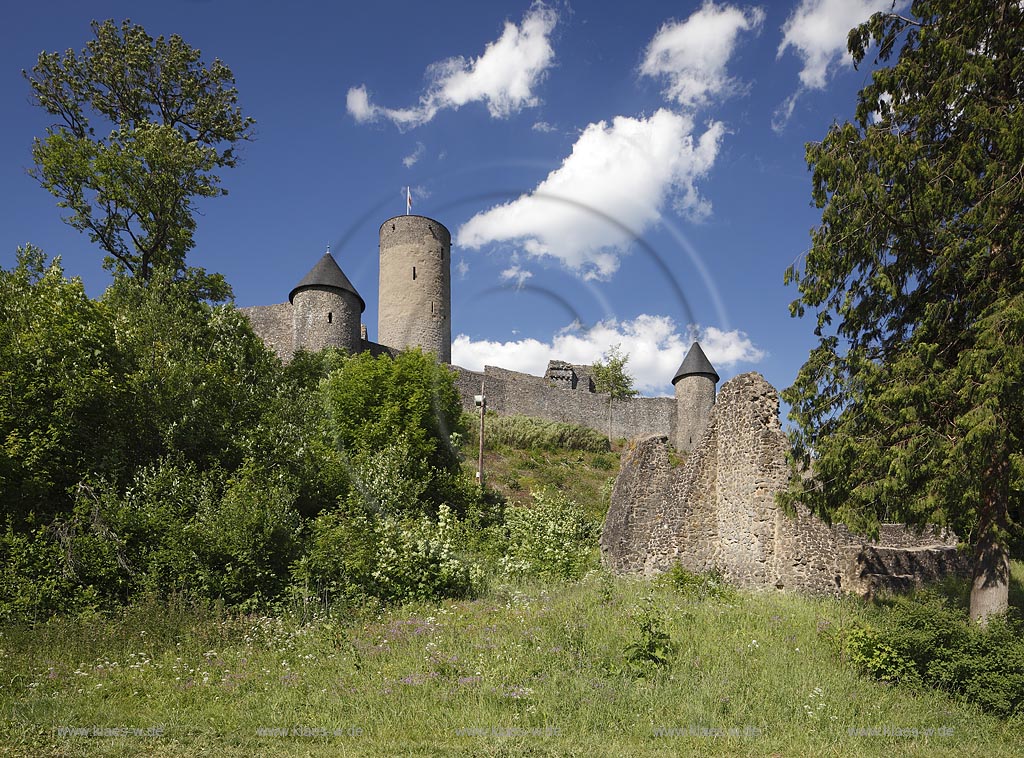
[242,213,966,597]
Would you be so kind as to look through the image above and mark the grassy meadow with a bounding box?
[3,568,1023,757]
[2,424,1021,756]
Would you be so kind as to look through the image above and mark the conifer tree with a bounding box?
[782,0,1023,623]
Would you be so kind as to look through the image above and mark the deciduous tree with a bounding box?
[593,344,639,442]
[25,19,254,282]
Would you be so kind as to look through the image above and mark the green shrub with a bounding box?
[188,461,301,608]
[837,591,1024,718]
[623,595,677,678]
[297,502,480,605]
[373,505,480,603]
[842,626,921,686]
[0,522,103,622]
[500,488,597,580]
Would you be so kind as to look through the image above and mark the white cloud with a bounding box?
[500,264,533,289]
[346,85,376,123]
[402,142,425,168]
[452,315,764,395]
[346,3,558,129]
[457,109,724,280]
[640,1,765,109]
[774,0,907,130]
[456,258,470,278]
[532,120,556,132]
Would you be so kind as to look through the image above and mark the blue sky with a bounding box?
[0,0,898,401]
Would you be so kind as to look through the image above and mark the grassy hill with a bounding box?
[2,416,1021,757]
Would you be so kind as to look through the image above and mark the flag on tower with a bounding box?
[406,186,412,215]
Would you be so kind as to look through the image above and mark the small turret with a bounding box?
[289,250,365,355]
[672,341,719,453]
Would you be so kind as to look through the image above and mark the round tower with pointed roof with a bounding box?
[289,250,365,355]
[672,341,719,453]
[378,215,451,363]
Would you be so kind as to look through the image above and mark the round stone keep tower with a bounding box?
[289,250,365,355]
[377,214,451,362]
[672,341,719,453]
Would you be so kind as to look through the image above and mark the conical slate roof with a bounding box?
[288,251,365,312]
[671,341,719,385]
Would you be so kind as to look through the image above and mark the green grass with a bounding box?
[2,570,1022,757]
[461,414,621,524]
[3,428,1021,756]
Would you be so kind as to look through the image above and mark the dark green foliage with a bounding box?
[321,349,467,517]
[187,462,302,609]
[623,595,677,678]
[839,592,1024,718]
[474,413,610,453]
[239,348,350,518]
[781,0,1024,619]
[0,248,133,523]
[25,19,254,281]
[103,271,282,475]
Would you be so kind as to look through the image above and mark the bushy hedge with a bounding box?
[0,251,480,619]
[839,591,1024,719]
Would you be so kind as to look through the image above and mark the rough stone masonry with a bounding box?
[600,371,967,595]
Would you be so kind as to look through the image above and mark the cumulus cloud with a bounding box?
[346,3,558,129]
[457,109,724,280]
[640,1,765,109]
[774,0,907,130]
[402,142,425,168]
[452,315,764,395]
[532,120,557,132]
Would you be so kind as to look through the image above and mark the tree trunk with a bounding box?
[969,526,1010,626]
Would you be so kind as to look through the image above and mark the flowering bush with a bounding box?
[373,505,480,603]
[500,489,596,580]
[298,503,480,605]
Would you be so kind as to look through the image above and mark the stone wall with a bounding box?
[292,288,362,355]
[601,371,967,596]
[239,303,293,361]
[378,215,451,363]
[452,364,674,441]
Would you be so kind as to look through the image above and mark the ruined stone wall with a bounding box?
[239,303,293,361]
[711,374,789,587]
[453,365,674,441]
[602,371,967,596]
